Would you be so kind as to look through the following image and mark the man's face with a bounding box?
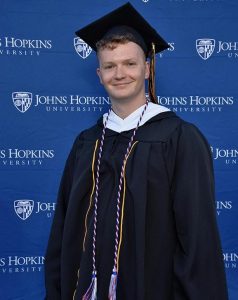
[97,41,149,103]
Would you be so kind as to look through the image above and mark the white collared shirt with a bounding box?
[103,102,170,133]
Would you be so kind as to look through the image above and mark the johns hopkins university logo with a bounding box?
[13,199,56,220]
[196,39,215,60]
[14,200,34,220]
[12,92,32,113]
[74,38,92,59]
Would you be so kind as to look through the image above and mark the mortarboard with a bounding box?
[75,2,169,103]
[75,2,169,55]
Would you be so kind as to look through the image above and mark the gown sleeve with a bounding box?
[44,134,81,300]
[169,122,228,300]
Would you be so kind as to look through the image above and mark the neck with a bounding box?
[110,96,147,119]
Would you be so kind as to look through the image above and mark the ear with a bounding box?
[145,61,150,80]
[96,67,103,84]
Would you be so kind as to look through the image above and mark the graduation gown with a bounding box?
[44,111,228,300]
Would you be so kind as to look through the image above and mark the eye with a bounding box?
[104,64,113,69]
[127,62,136,66]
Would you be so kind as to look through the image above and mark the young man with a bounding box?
[45,3,228,300]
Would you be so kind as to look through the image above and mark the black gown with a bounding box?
[44,111,228,300]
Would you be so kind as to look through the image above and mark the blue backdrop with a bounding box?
[0,0,237,299]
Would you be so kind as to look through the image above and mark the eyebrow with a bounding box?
[101,58,137,65]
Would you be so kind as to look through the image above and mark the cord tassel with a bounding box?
[82,271,97,300]
[108,268,117,300]
[148,42,157,104]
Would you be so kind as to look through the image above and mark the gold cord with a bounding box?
[83,139,99,251]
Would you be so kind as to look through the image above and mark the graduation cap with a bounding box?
[75,2,169,103]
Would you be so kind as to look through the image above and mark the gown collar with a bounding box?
[103,102,170,133]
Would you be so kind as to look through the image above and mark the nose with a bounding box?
[114,65,126,80]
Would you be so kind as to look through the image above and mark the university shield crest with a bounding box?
[12,92,32,113]
[196,39,215,60]
[74,37,92,59]
[14,200,34,220]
